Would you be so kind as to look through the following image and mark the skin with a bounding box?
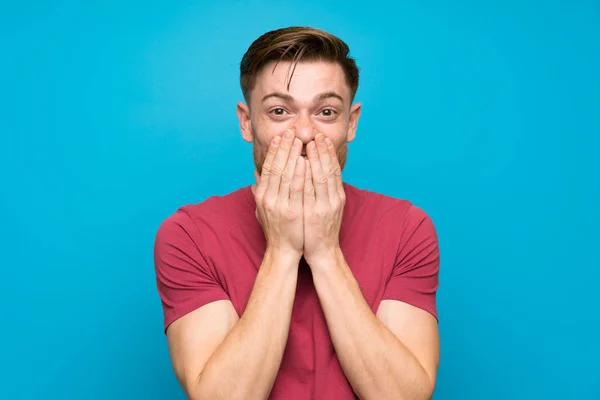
[242,60,440,399]
[166,59,439,400]
[237,60,361,177]
[237,60,361,263]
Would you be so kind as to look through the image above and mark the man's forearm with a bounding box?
[193,250,298,400]
[311,249,434,400]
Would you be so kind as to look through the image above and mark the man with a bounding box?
[154,26,440,400]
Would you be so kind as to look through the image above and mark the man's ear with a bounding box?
[237,101,254,143]
[347,102,362,143]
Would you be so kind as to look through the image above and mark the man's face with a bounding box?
[237,60,361,174]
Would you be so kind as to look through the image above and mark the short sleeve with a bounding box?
[382,205,440,321]
[153,210,230,333]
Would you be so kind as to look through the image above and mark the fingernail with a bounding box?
[272,136,281,145]
[317,134,325,143]
[326,138,333,148]
[284,130,292,140]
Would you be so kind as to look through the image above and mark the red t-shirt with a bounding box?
[154,182,440,399]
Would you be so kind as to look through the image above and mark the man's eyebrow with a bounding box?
[316,91,344,103]
[262,92,294,103]
[261,91,345,104]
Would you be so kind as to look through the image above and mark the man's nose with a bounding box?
[292,113,317,145]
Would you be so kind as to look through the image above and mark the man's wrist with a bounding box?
[305,246,344,272]
[264,247,302,269]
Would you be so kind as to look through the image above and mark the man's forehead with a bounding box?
[255,60,350,99]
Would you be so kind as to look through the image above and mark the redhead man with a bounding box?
[154,26,440,400]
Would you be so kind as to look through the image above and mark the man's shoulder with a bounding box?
[344,182,414,218]
[344,182,436,234]
[343,183,437,252]
[158,185,253,234]
[182,185,251,216]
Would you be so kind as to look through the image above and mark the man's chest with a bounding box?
[212,228,395,317]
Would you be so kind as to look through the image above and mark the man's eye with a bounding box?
[321,109,336,117]
[272,108,286,116]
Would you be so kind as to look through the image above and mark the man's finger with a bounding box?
[252,169,260,197]
[256,135,281,198]
[306,139,328,206]
[266,129,295,201]
[304,157,316,208]
[254,169,261,185]
[279,137,302,199]
[326,138,344,199]
[289,154,305,210]
[317,134,339,203]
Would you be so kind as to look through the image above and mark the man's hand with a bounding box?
[253,129,306,262]
[303,133,346,267]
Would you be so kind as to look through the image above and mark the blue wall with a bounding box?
[1,1,598,398]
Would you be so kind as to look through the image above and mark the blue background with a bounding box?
[1,0,598,399]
